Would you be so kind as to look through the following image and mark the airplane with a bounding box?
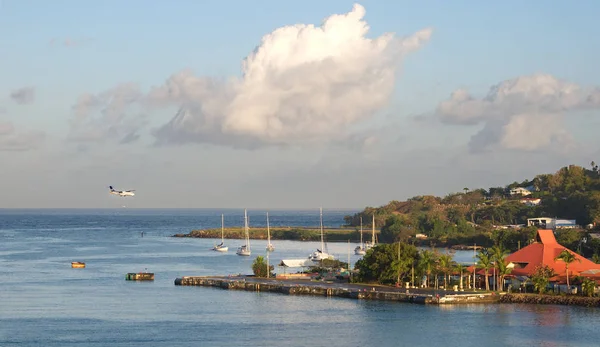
[108,186,135,197]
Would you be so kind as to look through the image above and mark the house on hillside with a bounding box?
[527,217,578,229]
[504,229,600,292]
[520,198,541,206]
[510,187,532,196]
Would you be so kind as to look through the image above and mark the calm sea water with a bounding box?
[1,208,599,347]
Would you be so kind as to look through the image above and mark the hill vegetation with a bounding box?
[344,164,600,257]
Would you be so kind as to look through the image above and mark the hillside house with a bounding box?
[510,187,532,196]
[520,198,541,206]
[527,217,577,229]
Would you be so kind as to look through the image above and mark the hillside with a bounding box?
[344,164,600,256]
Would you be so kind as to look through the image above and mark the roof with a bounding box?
[278,259,314,268]
[505,229,600,277]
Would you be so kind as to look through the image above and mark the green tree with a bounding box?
[530,265,556,294]
[354,243,418,285]
[438,253,454,289]
[418,250,436,288]
[554,249,581,290]
[489,245,509,291]
[252,256,274,277]
[581,277,596,297]
[476,249,492,291]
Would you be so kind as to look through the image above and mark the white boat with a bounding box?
[212,214,228,252]
[354,216,366,255]
[364,214,377,250]
[236,209,251,256]
[308,207,334,262]
[266,212,275,252]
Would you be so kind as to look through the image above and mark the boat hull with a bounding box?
[125,272,155,281]
[71,262,85,268]
[213,246,228,252]
[236,250,251,256]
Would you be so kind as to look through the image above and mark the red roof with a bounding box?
[505,229,600,277]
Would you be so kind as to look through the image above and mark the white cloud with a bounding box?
[0,121,45,151]
[10,87,35,105]
[70,3,432,149]
[435,74,600,152]
[68,83,147,144]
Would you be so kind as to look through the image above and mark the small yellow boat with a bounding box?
[71,262,86,268]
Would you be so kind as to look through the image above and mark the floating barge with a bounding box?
[71,262,85,268]
[126,272,155,281]
[174,276,500,305]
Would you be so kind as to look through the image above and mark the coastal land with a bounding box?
[172,226,380,242]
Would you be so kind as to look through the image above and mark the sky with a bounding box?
[1,0,600,209]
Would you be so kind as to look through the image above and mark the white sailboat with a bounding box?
[212,213,228,252]
[354,216,366,255]
[365,214,376,250]
[308,207,334,262]
[236,209,251,256]
[266,212,275,252]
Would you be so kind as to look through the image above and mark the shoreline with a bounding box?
[173,275,499,305]
[173,275,600,308]
[172,226,378,243]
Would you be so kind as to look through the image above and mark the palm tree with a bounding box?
[419,250,435,288]
[438,254,454,289]
[554,249,581,291]
[476,249,492,291]
[490,245,509,291]
[463,187,469,194]
[496,260,512,291]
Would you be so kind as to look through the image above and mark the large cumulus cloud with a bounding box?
[68,3,433,149]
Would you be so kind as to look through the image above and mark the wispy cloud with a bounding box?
[10,87,35,105]
[0,121,45,151]
[433,74,600,153]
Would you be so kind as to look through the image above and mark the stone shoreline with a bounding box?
[174,275,500,305]
[499,293,600,307]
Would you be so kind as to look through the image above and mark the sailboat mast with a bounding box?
[221,213,224,243]
[360,217,363,246]
[320,207,324,252]
[372,214,375,245]
[267,212,270,244]
[245,209,250,250]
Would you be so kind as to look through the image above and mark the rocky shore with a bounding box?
[500,293,600,307]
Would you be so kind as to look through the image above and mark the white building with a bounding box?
[527,217,578,229]
[510,187,532,196]
[520,198,541,206]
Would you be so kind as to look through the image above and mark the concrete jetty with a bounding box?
[174,276,499,305]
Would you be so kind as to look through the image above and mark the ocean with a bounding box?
[0,208,599,347]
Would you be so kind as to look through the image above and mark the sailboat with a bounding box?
[365,214,377,250]
[236,209,251,256]
[212,214,228,252]
[266,212,275,252]
[308,207,334,262]
[354,216,366,255]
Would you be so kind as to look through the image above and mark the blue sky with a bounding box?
[1,1,599,208]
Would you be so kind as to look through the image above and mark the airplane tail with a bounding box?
[109,186,114,191]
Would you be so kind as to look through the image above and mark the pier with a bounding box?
[174,276,499,305]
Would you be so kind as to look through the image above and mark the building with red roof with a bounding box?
[505,229,600,280]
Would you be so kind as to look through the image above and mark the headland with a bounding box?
[172,226,379,242]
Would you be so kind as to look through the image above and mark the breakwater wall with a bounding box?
[500,293,600,307]
[174,276,499,305]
